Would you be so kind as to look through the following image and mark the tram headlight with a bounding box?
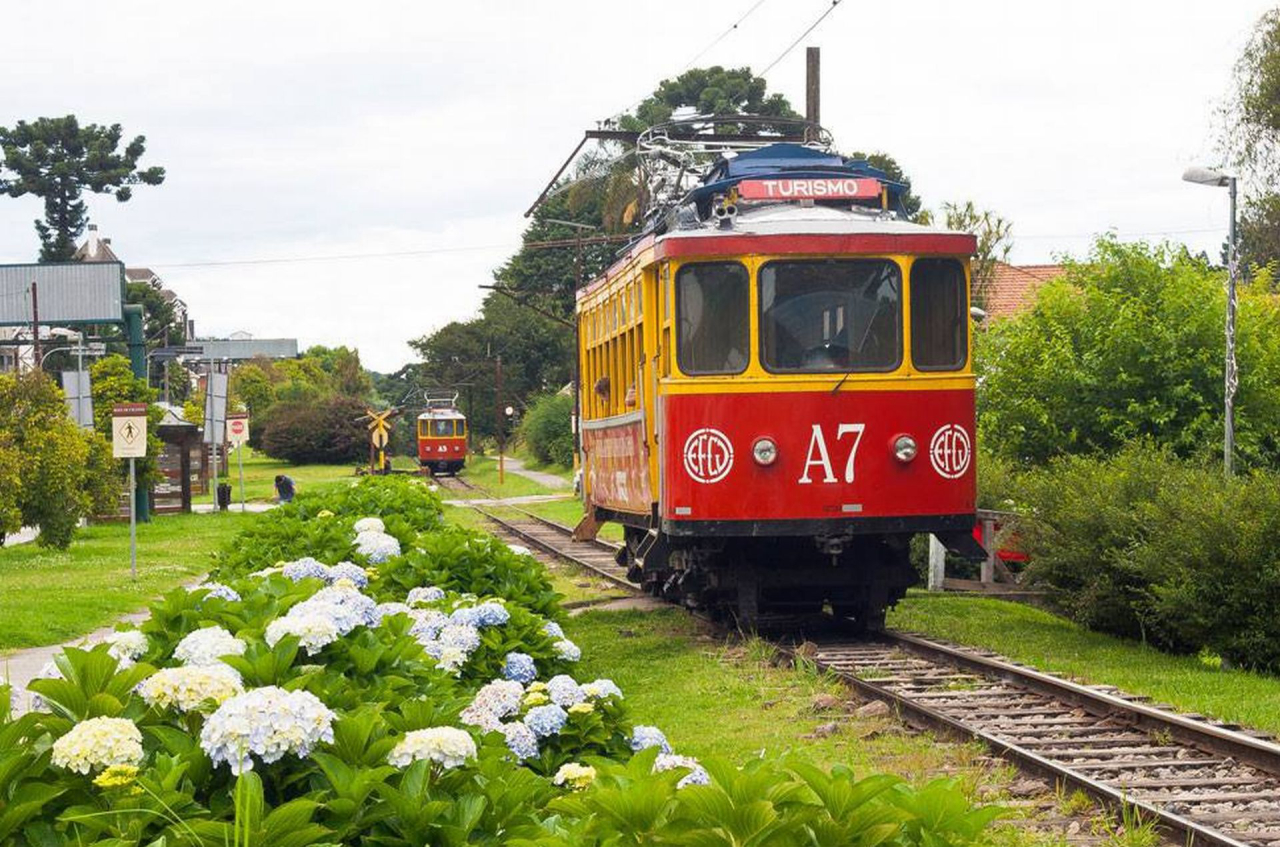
[752,437,778,467]
[893,434,918,463]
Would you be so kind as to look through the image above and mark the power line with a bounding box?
[685,0,770,69]
[760,0,843,76]
[148,242,516,269]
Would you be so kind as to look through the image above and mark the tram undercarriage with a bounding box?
[619,527,918,631]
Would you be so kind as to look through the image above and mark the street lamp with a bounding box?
[1182,166,1239,476]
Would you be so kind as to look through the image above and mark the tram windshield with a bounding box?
[759,259,902,372]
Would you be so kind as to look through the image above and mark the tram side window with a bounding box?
[910,259,967,370]
[759,259,901,373]
[676,262,749,375]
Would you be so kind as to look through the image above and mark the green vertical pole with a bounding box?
[122,305,151,522]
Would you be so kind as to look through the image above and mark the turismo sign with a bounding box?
[737,177,881,201]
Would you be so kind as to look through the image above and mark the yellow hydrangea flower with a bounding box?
[523,692,550,707]
[553,762,596,791]
[568,702,595,716]
[93,764,140,789]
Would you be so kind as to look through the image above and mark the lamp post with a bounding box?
[1182,166,1239,476]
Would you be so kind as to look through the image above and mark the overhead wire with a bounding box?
[760,0,843,76]
[683,0,770,69]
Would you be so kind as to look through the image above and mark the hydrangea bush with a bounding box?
[1,476,999,846]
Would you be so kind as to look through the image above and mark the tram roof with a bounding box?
[417,409,465,420]
[576,204,976,301]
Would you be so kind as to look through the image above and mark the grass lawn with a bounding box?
[510,446,574,482]
[0,512,254,651]
[193,450,364,505]
[889,591,1280,736]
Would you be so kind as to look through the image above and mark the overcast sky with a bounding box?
[0,1,1272,370]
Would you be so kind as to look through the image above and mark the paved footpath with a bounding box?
[499,456,571,490]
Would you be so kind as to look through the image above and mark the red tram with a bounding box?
[417,391,468,475]
[574,137,983,628]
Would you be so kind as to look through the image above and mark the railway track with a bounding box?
[455,496,1280,847]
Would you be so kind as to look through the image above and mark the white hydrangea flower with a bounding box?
[387,727,476,769]
[439,624,481,653]
[51,717,144,774]
[174,626,248,667]
[553,762,597,791]
[506,543,532,557]
[354,530,401,563]
[290,584,378,634]
[200,686,335,775]
[433,646,468,675]
[353,516,385,534]
[581,679,623,700]
[136,664,244,713]
[553,639,581,662]
[407,586,446,606]
[265,611,341,655]
[103,630,148,665]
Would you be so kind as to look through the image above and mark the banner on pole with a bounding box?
[203,371,228,444]
[61,370,94,428]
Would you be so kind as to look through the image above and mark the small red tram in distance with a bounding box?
[574,138,984,629]
[417,391,468,475]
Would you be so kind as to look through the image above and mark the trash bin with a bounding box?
[216,483,232,511]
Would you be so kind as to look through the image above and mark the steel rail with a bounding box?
[791,642,1258,847]
[882,631,1280,774]
[459,511,1280,845]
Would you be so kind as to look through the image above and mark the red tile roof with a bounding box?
[982,262,1066,318]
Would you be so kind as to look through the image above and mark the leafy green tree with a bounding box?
[0,438,21,540]
[847,151,924,220]
[977,236,1280,467]
[1224,10,1280,269]
[126,279,183,346]
[519,394,575,467]
[940,200,1013,307]
[0,115,165,262]
[619,66,797,132]
[303,345,374,398]
[0,371,115,547]
[410,294,572,442]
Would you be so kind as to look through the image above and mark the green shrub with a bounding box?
[1134,470,1280,671]
[519,393,574,468]
[1019,443,1192,647]
[260,395,370,464]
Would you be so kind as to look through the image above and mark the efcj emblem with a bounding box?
[929,424,972,479]
[683,428,734,484]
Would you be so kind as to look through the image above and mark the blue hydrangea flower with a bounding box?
[189,582,241,603]
[546,675,585,707]
[523,704,568,738]
[327,562,369,588]
[630,725,672,753]
[503,652,537,684]
[500,721,539,760]
[409,609,449,641]
[471,601,510,627]
[354,530,401,563]
[290,585,378,634]
[281,558,330,582]
[375,602,412,623]
[407,586,446,605]
[543,621,565,639]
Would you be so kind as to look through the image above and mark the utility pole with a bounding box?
[29,282,40,370]
[494,355,505,485]
[1225,175,1239,476]
[805,47,821,140]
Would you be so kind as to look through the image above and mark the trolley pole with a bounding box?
[495,355,505,485]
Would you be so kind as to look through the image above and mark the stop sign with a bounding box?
[227,415,249,447]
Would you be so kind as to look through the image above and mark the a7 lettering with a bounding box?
[798,423,865,484]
